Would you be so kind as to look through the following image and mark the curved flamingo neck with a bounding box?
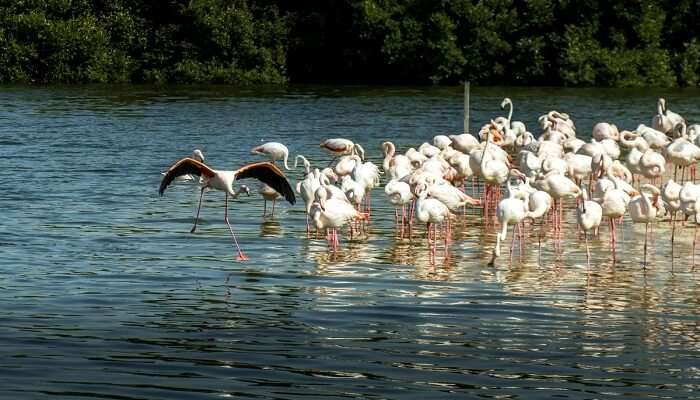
[383,142,395,172]
[281,150,291,170]
[480,132,491,171]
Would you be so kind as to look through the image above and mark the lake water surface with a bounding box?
[2,85,700,399]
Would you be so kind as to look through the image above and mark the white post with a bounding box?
[464,81,470,134]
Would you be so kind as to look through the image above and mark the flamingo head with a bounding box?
[238,185,251,196]
[500,97,511,110]
[192,149,205,162]
[250,145,265,155]
[413,183,427,197]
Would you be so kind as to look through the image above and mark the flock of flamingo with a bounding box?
[159,97,700,266]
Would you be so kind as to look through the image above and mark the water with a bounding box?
[2,85,700,399]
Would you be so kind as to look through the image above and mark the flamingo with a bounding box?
[564,152,593,186]
[297,168,321,234]
[592,122,620,141]
[576,185,602,264]
[662,179,682,243]
[652,98,685,134]
[419,142,441,158]
[449,133,480,153]
[563,137,586,154]
[637,124,670,149]
[414,184,453,260]
[479,126,511,216]
[629,184,663,266]
[334,154,359,177]
[425,182,481,213]
[251,142,297,216]
[159,157,296,261]
[294,155,312,176]
[638,149,665,184]
[433,135,452,150]
[493,178,530,259]
[259,184,281,217]
[310,186,367,252]
[619,130,650,152]
[534,170,581,235]
[666,122,700,182]
[448,151,474,189]
[680,182,700,261]
[385,179,413,235]
[405,147,428,168]
[382,141,412,180]
[516,150,541,179]
[250,142,293,170]
[598,179,631,257]
[320,138,364,161]
[500,97,527,135]
[351,156,381,215]
[516,131,539,153]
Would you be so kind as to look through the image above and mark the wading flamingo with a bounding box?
[251,142,293,170]
[159,158,295,261]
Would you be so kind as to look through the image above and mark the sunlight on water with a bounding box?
[1,85,700,399]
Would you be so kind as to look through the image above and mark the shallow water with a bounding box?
[2,85,700,399]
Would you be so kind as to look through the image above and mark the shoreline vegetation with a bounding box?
[1,1,698,87]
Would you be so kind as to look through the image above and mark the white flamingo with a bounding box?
[310,186,366,252]
[680,182,700,263]
[320,138,364,160]
[666,122,700,182]
[385,179,413,234]
[629,184,663,265]
[251,142,293,170]
[592,122,620,141]
[382,141,412,180]
[426,182,481,213]
[662,179,682,243]
[297,168,321,234]
[598,179,630,257]
[414,184,453,260]
[576,185,602,263]
[637,124,670,149]
[652,98,685,134]
[638,149,665,183]
[449,133,480,153]
[493,178,529,259]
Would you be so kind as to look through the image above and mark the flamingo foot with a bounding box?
[237,253,249,262]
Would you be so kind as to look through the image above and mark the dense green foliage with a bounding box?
[1,0,699,86]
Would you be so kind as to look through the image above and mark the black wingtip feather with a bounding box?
[159,157,214,196]
[235,162,296,205]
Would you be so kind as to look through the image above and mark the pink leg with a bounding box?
[693,225,697,267]
[367,193,372,217]
[444,222,449,258]
[224,193,248,261]
[427,222,432,256]
[432,223,438,257]
[191,187,206,233]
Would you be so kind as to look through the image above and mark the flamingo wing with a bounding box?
[235,162,296,204]
[159,157,215,196]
